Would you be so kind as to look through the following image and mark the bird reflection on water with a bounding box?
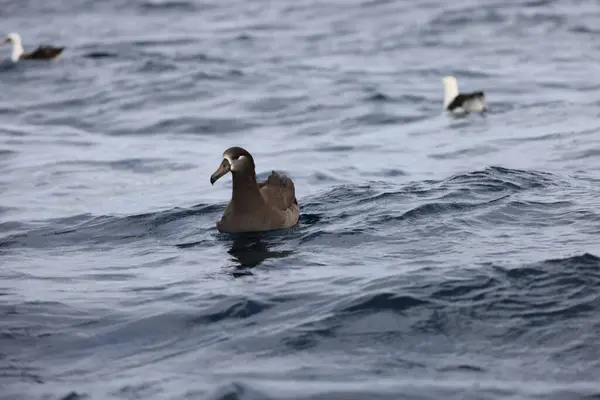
[224,232,295,276]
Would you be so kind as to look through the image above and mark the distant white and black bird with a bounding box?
[3,32,64,62]
[442,75,487,114]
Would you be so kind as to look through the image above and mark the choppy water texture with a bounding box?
[2,0,600,399]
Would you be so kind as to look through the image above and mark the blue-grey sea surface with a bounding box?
[2,0,600,399]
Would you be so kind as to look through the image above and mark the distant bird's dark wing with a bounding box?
[446,91,485,111]
[467,91,485,99]
[21,46,64,60]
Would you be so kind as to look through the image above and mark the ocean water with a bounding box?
[2,0,600,398]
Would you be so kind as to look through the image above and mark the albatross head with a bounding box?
[3,32,24,62]
[4,32,22,44]
[210,147,256,185]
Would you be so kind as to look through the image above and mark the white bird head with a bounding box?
[4,32,22,46]
[3,32,24,62]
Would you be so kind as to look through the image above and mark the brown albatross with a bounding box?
[3,33,64,62]
[210,146,300,233]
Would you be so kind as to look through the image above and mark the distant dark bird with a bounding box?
[210,146,300,233]
[3,32,64,62]
[443,75,487,114]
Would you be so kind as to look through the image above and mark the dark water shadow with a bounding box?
[223,232,295,276]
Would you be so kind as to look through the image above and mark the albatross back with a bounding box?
[446,91,486,113]
[21,46,64,60]
[258,171,299,228]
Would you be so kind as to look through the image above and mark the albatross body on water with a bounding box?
[443,76,487,114]
[3,32,64,62]
[210,146,300,233]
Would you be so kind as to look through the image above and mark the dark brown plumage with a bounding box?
[20,45,64,60]
[446,91,486,112]
[210,147,300,233]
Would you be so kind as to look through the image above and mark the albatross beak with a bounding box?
[2,39,10,44]
[210,159,231,185]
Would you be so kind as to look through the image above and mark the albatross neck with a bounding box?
[11,42,24,62]
[231,170,262,204]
